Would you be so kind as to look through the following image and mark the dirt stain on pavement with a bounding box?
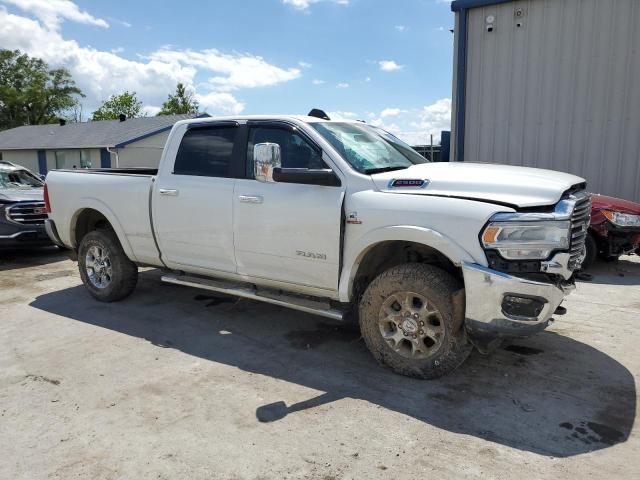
[504,345,543,356]
[36,270,76,282]
[559,420,624,445]
[193,293,236,307]
[285,323,360,350]
[25,374,60,385]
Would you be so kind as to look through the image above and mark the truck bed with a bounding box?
[46,169,162,266]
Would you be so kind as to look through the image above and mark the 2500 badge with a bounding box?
[296,251,327,260]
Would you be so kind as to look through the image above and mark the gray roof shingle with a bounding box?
[0,114,204,150]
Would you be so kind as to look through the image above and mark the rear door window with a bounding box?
[174,126,238,177]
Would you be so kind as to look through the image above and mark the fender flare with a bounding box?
[69,198,137,261]
[338,225,476,302]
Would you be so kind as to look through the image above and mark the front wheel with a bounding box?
[359,263,472,379]
[78,228,138,302]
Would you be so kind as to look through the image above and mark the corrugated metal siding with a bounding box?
[462,0,640,202]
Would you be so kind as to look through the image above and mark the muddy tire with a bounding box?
[359,263,472,379]
[582,233,598,270]
[78,228,138,302]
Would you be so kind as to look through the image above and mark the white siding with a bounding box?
[1,150,39,173]
[457,0,640,202]
[115,130,170,168]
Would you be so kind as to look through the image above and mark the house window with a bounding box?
[55,151,66,169]
[80,150,91,168]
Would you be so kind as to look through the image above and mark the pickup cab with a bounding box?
[44,114,590,378]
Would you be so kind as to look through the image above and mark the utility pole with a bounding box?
[430,134,434,162]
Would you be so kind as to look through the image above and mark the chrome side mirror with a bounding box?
[254,142,281,183]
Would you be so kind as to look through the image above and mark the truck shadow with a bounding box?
[0,247,67,272]
[30,270,636,458]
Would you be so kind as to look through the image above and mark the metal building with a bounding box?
[450,0,640,202]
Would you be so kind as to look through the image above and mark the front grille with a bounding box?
[568,193,591,270]
[6,202,48,225]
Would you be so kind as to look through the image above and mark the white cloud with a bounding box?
[367,98,452,145]
[0,5,300,116]
[195,92,245,115]
[298,61,312,68]
[312,79,325,85]
[149,48,300,92]
[395,25,407,32]
[142,105,161,116]
[109,18,132,28]
[2,0,108,29]
[378,60,404,72]
[337,82,349,88]
[283,0,349,11]
[110,47,124,54]
[414,98,452,133]
[380,108,403,118]
[328,111,357,121]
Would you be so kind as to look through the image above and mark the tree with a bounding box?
[92,91,143,121]
[0,49,84,130]
[158,83,199,116]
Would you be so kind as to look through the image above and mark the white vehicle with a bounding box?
[44,113,590,378]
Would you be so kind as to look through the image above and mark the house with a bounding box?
[0,113,208,174]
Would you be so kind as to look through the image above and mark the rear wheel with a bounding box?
[78,228,138,302]
[358,263,472,379]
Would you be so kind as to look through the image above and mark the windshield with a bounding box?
[311,122,428,174]
[0,169,43,189]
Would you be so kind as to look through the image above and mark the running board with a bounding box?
[161,274,346,321]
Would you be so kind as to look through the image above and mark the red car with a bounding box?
[583,194,640,268]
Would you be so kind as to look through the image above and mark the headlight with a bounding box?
[481,221,571,260]
[603,210,640,227]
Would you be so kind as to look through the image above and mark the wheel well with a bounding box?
[352,241,461,300]
[73,208,112,248]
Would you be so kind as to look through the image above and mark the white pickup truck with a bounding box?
[44,114,590,378]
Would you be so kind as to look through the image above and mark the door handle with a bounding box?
[238,195,263,204]
[159,188,179,196]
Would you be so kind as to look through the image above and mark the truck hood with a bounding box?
[0,187,44,203]
[371,162,585,208]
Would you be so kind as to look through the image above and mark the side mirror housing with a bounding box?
[254,142,281,183]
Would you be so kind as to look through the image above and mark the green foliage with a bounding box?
[0,49,84,131]
[158,83,199,116]
[92,91,143,121]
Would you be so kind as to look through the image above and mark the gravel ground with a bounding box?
[0,248,638,479]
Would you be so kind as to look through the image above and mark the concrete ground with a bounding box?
[0,248,638,480]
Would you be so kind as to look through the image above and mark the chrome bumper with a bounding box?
[462,258,573,340]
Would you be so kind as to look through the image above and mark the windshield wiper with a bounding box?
[363,166,409,175]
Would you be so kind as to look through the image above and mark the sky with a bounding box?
[0,0,456,145]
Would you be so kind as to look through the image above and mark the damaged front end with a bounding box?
[462,191,591,352]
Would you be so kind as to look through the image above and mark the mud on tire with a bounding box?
[359,263,472,379]
[78,228,138,302]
